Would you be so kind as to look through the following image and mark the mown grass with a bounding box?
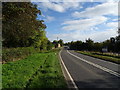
[77,51,120,64]
[2,49,67,88]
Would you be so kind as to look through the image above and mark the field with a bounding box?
[2,50,67,88]
[77,51,120,64]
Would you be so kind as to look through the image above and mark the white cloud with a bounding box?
[106,22,118,28]
[72,2,118,18]
[62,16,107,31]
[112,19,118,22]
[112,18,120,22]
[31,0,119,2]
[38,2,119,42]
[40,2,65,12]
[45,16,55,22]
[37,2,81,13]
[56,2,118,42]
[48,29,117,42]
[87,29,117,41]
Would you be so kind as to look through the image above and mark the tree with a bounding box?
[52,40,58,48]
[115,35,120,53]
[115,28,120,53]
[47,40,53,50]
[39,30,48,50]
[118,28,120,35]
[94,42,102,51]
[85,38,94,51]
[2,2,46,47]
[58,39,64,46]
[109,37,116,52]
[72,41,82,50]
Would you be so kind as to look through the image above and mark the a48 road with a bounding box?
[60,47,120,89]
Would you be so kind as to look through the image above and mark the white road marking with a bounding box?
[59,50,79,90]
[67,50,120,78]
[93,57,118,66]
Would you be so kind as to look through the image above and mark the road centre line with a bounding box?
[67,50,120,78]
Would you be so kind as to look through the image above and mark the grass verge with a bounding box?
[2,49,67,88]
[77,51,120,64]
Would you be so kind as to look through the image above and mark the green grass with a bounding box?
[91,52,120,58]
[2,50,67,88]
[77,51,120,64]
[27,51,67,88]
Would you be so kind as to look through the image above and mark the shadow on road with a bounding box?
[67,72,120,89]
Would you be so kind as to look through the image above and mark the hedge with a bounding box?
[2,47,39,63]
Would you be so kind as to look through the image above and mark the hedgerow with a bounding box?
[2,47,39,63]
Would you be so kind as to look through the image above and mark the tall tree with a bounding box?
[2,2,46,47]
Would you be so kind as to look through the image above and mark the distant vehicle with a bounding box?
[64,46,69,50]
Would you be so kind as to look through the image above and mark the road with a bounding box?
[60,47,120,89]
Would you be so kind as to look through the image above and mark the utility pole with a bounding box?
[57,37,58,41]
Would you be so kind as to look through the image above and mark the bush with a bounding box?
[2,47,39,63]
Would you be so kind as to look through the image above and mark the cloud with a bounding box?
[45,16,55,22]
[37,2,81,13]
[87,29,117,41]
[57,2,118,42]
[31,0,119,2]
[112,18,120,22]
[62,16,107,31]
[38,1,119,43]
[48,29,117,42]
[112,19,118,22]
[72,2,118,18]
[106,22,118,28]
[40,2,65,12]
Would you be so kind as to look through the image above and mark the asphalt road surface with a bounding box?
[60,47,120,89]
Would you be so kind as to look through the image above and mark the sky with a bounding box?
[32,1,119,43]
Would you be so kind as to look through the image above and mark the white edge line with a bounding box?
[59,50,79,90]
[67,50,120,78]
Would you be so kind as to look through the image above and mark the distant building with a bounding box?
[54,43,61,48]
[58,43,61,48]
